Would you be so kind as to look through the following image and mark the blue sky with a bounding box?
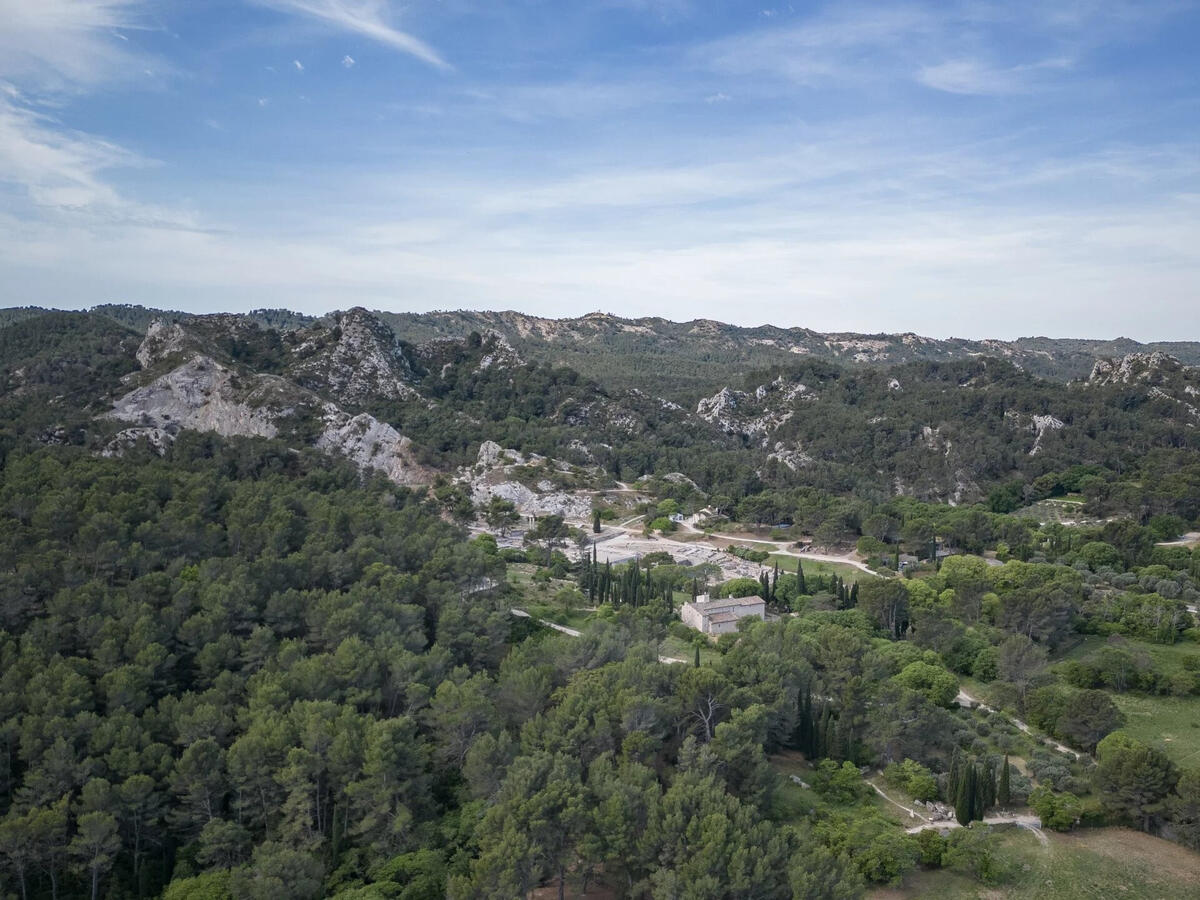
[1,1,1198,339]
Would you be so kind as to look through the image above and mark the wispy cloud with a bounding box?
[917,57,1073,96]
[0,97,129,209]
[293,59,304,72]
[0,0,155,89]
[342,54,356,68]
[251,1,450,70]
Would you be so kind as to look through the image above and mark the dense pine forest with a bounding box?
[3,307,1200,899]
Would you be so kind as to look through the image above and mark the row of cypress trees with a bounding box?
[948,751,1013,825]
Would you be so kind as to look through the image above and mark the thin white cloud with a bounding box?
[917,57,1073,96]
[342,54,356,68]
[293,59,305,71]
[0,97,127,209]
[0,0,154,89]
[251,1,450,70]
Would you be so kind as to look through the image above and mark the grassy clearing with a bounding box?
[1052,636,1200,765]
[767,554,876,584]
[870,826,1200,900]
[1056,634,1200,675]
[768,752,919,830]
[1108,693,1200,767]
[523,603,596,632]
[658,633,721,666]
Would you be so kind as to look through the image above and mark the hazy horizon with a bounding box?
[2,1,1198,340]
[8,300,1200,346]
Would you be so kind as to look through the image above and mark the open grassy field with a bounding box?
[1057,634,1200,675]
[869,826,1200,900]
[658,633,721,666]
[767,553,877,585]
[1054,636,1200,765]
[1107,692,1200,767]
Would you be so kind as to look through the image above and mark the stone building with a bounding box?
[680,594,765,635]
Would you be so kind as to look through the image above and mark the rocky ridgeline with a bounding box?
[1087,353,1200,423]
[105,315,435,485]
[459,441,594,519]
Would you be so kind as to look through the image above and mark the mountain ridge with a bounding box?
[6,304,1200,399]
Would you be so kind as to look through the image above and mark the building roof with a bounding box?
[692,595,763,609]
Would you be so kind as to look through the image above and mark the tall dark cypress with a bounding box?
[998,757,1011,806]
[849,582,859,608]
[947,750,963,803]
[954,766,973,826]
[981,759,996,812]
[797,559,807,595]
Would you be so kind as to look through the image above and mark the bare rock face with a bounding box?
[110,355,279,439]
[107,352,435,486]
[696,377,810,438]
[1088,352,1178,385]
[476,330,523,370]
[136,321,189,368]
[477,440,505,467]
[316,409,433,486]
[289,308,420,404]
[767,442,813,472]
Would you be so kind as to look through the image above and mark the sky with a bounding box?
[0,1,1198,340]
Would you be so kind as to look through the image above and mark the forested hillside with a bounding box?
[2,307,1200,899]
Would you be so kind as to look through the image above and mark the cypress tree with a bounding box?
[694,645,701,668]
[818,705,834,758]
[797,559,807,595]
[954,766,973,826]
[849,582,859,608]
[998,756,1011,806]
[947,750,963,803]
[981,760,996,812]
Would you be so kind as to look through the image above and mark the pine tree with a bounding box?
[998,757,1011,806]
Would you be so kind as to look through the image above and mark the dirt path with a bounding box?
[511,608,687,664]
[510,607,583,637]
[870,781,930,823]
[956,688,1083,760]
[870,779,1047,843]
[1157,531,1200,548]
[603,524,879,578]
